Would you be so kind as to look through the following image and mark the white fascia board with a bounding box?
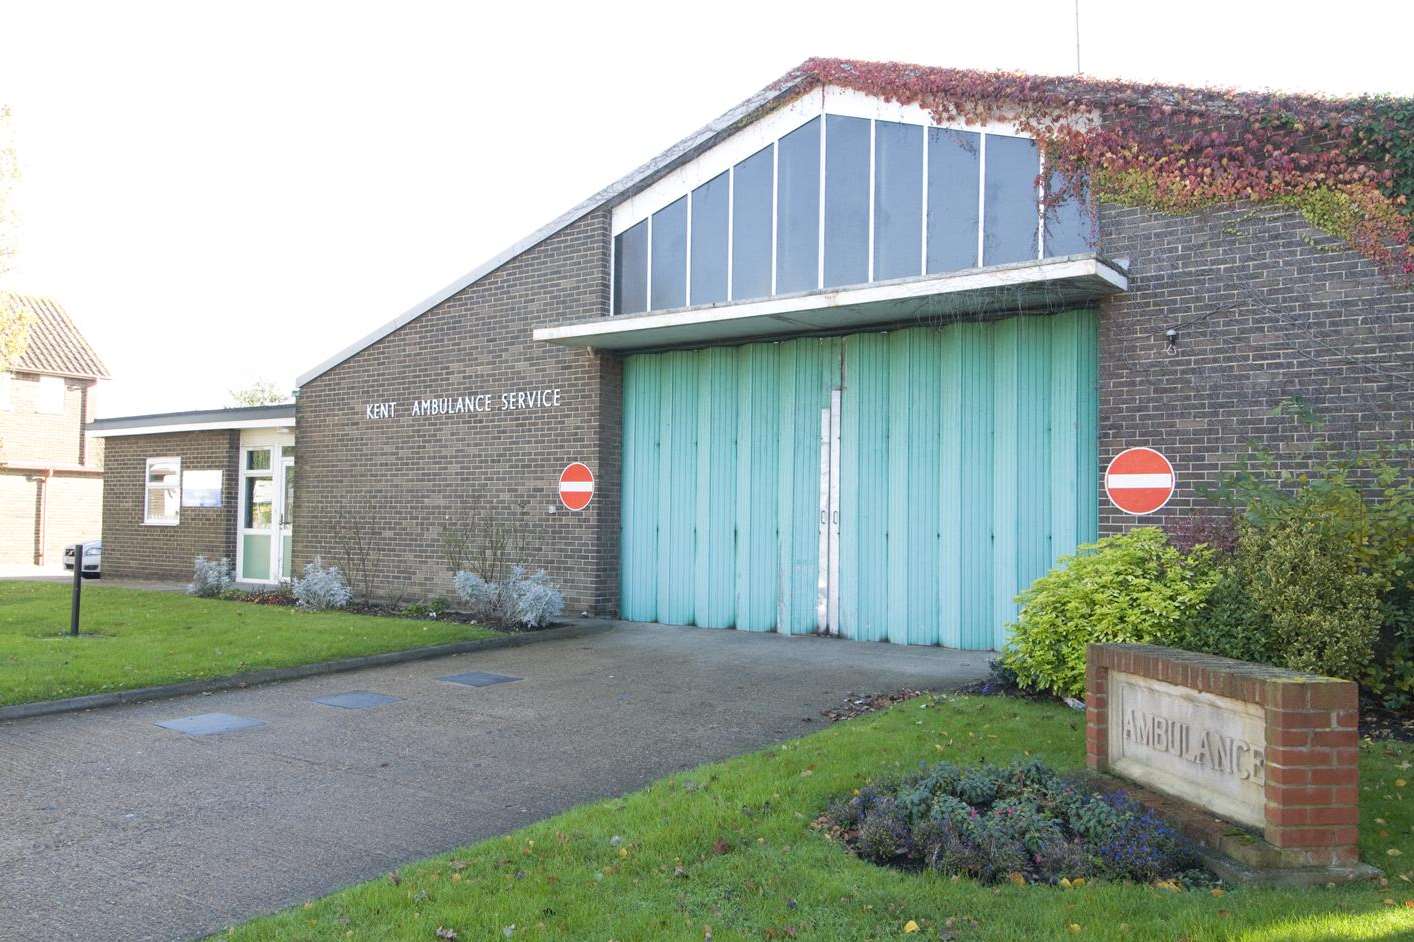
[532,256,1128,349]
[88,417,297,438]
[295,75,812,389]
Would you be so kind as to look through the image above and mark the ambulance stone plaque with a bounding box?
[1107,671,1266,828]
[1086,644,1369,877]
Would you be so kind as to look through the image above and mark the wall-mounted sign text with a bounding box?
[364,387,563,421]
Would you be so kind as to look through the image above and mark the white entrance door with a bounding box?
[237,445,294,583]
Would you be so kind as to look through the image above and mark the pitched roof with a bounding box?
[3,293,110,379]
[295,69,812,387]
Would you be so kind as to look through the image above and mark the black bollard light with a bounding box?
[70,543,83,637]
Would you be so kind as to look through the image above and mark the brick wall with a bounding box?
[291,197,1412,619]
[1096,202,1414,534]
[0,372,100,467]
[100,430,240,580]
[294,210,617,610]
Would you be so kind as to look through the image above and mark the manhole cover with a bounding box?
[313,691,402,710]
[438,671,522,687]
[155,713,265,736]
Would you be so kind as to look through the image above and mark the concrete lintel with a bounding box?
[534,255,1128,351]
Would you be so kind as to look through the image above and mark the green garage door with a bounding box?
[620,309,1097,650]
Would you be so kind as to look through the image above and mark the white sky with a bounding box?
[2,0,1412,418]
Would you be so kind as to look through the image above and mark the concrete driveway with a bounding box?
[0,621,988,941]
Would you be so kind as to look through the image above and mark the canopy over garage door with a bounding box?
[620,308,1097,650]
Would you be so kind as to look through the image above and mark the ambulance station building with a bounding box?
[96,60,1414,651]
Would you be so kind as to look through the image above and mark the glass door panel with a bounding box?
[239,447,276,582]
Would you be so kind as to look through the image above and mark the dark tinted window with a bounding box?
[731,145,773,301]
[926,128,980,273]
[823,115,869,288]
[1043,168,1092,257]
[873,119,923,281]
[690,171,729,305]
[982,134,1039,266]
[775,117,820,294]
[650,196,687,310]
[614,220,648,314]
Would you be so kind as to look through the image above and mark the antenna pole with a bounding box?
[1074,0,1082,74]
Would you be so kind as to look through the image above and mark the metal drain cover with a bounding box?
[313,691,402,710]
[438,671,521,687]
[155,713,265,736]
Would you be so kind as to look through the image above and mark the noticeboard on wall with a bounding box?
[182,469,223,508]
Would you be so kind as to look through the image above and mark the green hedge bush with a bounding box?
[1001,528,1220,698]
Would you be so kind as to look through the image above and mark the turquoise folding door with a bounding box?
[619,309,1097,650]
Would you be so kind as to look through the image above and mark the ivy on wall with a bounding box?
[786,59,1414,279]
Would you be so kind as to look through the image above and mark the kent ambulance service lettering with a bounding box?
[363,387,562,421]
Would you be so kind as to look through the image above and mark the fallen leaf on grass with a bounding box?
[903,920,920,933]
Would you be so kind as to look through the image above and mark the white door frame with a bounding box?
[235,444,292,584]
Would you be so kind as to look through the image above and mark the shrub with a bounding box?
[188,556,234,598]
[1209,434,1413,699]
[1238,498,1385,681]
[453,565,564,629]
[825,759,1206,885]
[291,557,353,611]
[1163,513,1240,556]
[1167,563,1273,666]
[1001,528,1220,698]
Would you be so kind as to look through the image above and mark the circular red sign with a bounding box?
[558,462,595,511]
[1104,447,1176,516]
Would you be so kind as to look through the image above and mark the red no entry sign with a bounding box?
[558,462,595,511]
[1105,447,1176,516]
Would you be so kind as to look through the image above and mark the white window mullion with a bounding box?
[817,116,826,290]
[920,126,929,276]
[866,119,876,283]
[770,142,779,296]
[726,168,735,300]
[976,133,988,268]
[645,214,654,310]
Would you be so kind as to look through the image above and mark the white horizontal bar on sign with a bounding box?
[558,482,594,492]
[1106,473,1173,489]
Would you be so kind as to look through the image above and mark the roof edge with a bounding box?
[89,403,295,437]
[295,71,813,388]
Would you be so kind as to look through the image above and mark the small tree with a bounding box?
[228,380,291,406]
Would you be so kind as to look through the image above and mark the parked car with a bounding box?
[62,539,101,578]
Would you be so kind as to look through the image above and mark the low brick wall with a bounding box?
[1086,643,1360,870]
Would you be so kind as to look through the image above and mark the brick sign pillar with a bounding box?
[1087,644,1366,876]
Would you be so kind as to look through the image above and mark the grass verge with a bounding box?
[0,580,495,706]
[222,695,1414,941]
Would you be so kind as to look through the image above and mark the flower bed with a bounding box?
[821,759,1212,887]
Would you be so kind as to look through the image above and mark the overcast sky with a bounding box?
[3,1,1412,417]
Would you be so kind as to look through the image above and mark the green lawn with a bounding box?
[223,696,1414,942]
[0,581,495,706]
